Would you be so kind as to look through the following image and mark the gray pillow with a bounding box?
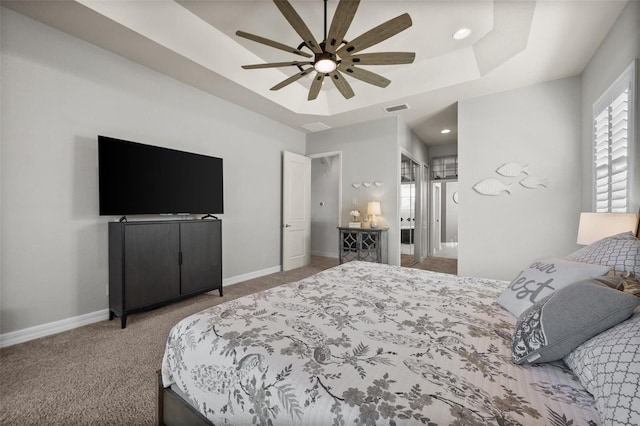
[497,257,610,317]
[565,232,640,275]
[511,280,640,364]
[564,311,640,425]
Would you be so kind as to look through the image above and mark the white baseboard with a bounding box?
[222,265,281,287]
[311,251,338,259]
[0,309,110,348]
[0,265,283,348]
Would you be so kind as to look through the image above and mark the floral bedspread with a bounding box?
[162,261,599,425]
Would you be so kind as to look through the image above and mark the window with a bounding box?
[431,155,458,180]
[592,61,636,213]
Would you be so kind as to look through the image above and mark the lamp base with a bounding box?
[370,221,378,228]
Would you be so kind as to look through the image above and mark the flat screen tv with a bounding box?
[98,136,223,216]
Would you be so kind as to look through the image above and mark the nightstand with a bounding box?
[338,227,388,264]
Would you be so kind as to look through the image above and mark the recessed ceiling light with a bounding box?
[441,128,451,134]
[452,28,471,40]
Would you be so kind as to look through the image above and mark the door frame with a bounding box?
[422,163,430,261]
[431,182,442,254]
[399,150,421,265]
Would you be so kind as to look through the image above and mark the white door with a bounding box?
[282,151,311,271]
[422,164,429,260]
[431,183,441,254]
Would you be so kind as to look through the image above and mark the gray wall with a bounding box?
[306,117,402,265]
[0,9,305,334]
[310,156,340,258]
[429,143,458,159]
[398,121,429,165]
[580,0,640,213]
[458,77,582,280]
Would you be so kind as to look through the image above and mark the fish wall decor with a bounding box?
[473,179,513,196]
[520,176,548,189]
[474,162,548,196]
[496,162,529,177]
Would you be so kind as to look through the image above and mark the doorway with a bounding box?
[309,152,342,259]
[400,154,420,266]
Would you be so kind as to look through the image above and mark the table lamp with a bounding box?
[576,212,639,245]
[367,201,381,228]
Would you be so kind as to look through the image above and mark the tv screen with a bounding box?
[98,136,223,216]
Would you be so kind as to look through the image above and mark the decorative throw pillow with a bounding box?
[620,273,640,297]
[597,274,624,289]
[565,232,640,275]
[602,271,640,296]
[564,311,640,425]
[497,258,610,317]
[511,280,640,364]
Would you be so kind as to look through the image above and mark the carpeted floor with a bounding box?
[0,255,455,425]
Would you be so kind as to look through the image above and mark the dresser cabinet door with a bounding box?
[124,223,180,309]
[180,221,222,295]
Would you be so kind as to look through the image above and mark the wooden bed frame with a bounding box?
[156,371,212,426]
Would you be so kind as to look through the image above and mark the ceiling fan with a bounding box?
[236,0,415,101]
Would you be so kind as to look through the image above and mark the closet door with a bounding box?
[180,220,222,296]
[124,222,180,309]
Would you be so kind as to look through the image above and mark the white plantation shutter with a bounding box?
[594,108,611,211]
[592,62,636,213]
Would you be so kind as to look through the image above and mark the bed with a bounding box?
[158,252,640,425]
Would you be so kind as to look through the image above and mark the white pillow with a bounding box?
[497,257,609,317]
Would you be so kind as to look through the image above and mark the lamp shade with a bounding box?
[576,212,639,245]
[367,201,381,216]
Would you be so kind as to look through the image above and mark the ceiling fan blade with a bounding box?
[242,61,312,70]
[270,68,314,91]
[338,64,390,88]
[236,31,312,58]
[325,0,360,54]
[273,0,323,54]
[308,73,326,100]
[342,52,415,66]
[329,71,355,99]
[338,13,412,56]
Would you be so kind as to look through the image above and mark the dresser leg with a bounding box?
[121,315,127,329]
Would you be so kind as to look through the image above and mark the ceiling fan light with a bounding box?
[314,58,338,73]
